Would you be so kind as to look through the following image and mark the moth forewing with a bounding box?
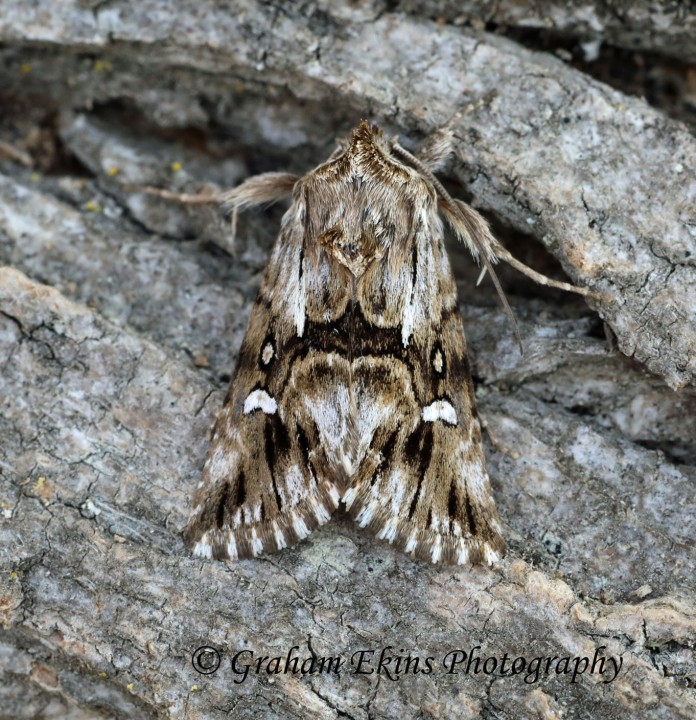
[185,121,506,564]
[184,194,345,561]
[339,184,506,565]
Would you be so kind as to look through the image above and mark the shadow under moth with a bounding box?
[182,121,602,565]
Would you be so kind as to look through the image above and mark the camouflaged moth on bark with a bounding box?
[183,121,601,565]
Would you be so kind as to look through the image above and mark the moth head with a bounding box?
[347,119,387,149]
[326,121,419,188]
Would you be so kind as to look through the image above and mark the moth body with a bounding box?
[185,121,507,565]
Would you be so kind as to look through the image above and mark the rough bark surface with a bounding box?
[395,0,696,62]
[0,2,695,719]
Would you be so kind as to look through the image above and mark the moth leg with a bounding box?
[482,241,612,302]
[140,185,221,203]
[140,172,300,241]
[395,139,611,306]
[141,172,298,208]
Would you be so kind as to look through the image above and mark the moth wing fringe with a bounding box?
[186,480,341,561]
[343,490,505,566]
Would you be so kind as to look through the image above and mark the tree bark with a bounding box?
[394,0,696,62]
[1,2,695,719]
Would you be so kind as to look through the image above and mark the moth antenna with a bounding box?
[393,142,524,351]
[230,205,239,241]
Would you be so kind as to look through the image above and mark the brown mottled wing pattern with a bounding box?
[184,199,351,560]
[186,121,505,564]
[342,195,506,565]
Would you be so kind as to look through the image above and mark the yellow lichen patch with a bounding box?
[171,161,183,172]
[20,63,32,74]
[107,166,119,177]
[93,59,113,73]
[30,476,55,502]
[84,200,102,213]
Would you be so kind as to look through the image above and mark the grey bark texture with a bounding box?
[0,2,695,719]
[394,0,696,62]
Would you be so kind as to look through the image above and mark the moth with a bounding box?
[182,121,601,565]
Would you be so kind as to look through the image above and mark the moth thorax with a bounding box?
[318,224,387,278]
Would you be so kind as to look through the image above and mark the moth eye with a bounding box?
[261,342,274,366]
